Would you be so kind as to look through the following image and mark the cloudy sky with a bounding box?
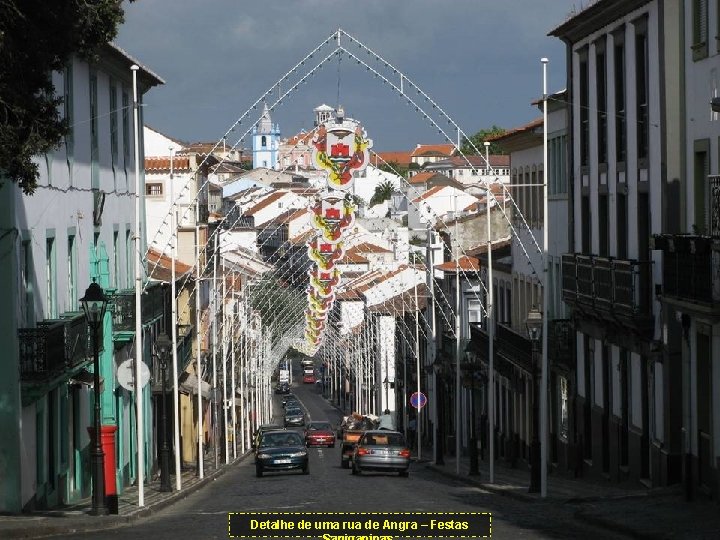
[115,0,581,153]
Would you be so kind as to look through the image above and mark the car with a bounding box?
[283,398,301,409]
[252,424,285,449]
[351,430,410,477]
[281,394,296,406]
[254,430,309,477]
[303,373,316,384]
[275,382,290,394]
[284,407,305,427]
[304,421,336,448]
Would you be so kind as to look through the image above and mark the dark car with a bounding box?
[304,421,336,448]
[254,430,309,477]
[275,382,290,394]
[252,424,285,449]
[351,430,410,477]
[283,398,301,410]
[284,407,305,427]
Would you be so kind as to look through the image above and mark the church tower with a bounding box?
[252,102,280,169]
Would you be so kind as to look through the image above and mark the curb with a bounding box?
[573,509,659,540]
[424,464,536,503]
[1,453,252,539]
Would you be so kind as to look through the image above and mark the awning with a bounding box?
[69,369,104,389]
[179,373,211,399]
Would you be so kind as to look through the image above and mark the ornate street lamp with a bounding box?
[526,305,542,494]
[155,332,172,492]
[80,280,109,516]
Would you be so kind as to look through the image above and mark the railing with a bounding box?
[654,234,719,306]
[710,175,720,237]
[18,312,98,380]
[562,254,652,318]
[113,284,168,332]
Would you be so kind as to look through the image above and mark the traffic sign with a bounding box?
[410,391,427,410]
[117,359,150,392]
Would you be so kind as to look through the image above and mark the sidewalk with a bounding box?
[0,450,251,539]
[421,448,720,539]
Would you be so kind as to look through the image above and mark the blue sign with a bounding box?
[410,392,427,410]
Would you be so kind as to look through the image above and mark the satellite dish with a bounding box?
[117,358,150,392]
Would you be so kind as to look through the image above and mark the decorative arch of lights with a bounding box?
[143,28,544,374]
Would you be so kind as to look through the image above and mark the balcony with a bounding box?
[113,283,168,334]
[562,253,653,334]
[652,234,720,316]
[19,312,99,381]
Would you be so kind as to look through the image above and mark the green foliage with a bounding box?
[460,125,507,156]
[377,160,409,178]
[0,0,131,194]
[369,180,395,206]
[249,277,305,342]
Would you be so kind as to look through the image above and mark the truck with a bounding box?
[338,413,379,469]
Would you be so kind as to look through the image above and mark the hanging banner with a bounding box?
[307,237,345,271]
[308,267,341,298]
[310,194,356,244]
[311,119,373,190]
[307,288,335,314]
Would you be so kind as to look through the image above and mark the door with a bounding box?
[696,332,712,493]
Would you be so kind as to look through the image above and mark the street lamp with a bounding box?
[464,352,480,476]
[155,332,172,492]
[80,280,109,516]
[526,305,542,494]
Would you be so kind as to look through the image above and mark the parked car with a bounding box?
[283,398,301,410]
[275,382,290,394]
[252,424,285,449]
[303,372,316,384]
[351,430,410,477]
[254,430,309,477]
[304,421,336,447]
[284,407,305,427]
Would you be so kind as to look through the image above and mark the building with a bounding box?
[0,44,162,512]
[252,103,280,170]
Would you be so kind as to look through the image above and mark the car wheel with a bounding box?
[302,463,309,475]
[256,465,263,478]
[341,457,349,469]
[352,461,361,475]
[329,443,335,448]
[399,470,409,478]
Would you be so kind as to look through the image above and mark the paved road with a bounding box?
[50,378,629,540]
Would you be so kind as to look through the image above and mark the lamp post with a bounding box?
[527,305,542,494]
[80,281,109,516]
[465,354,479,476]
[155,332,172,492]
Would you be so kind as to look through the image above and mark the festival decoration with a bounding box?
[311,120,372,190]
[310,194,356,244]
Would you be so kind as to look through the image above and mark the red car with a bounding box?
[304,421,336,447]
[303,373,316,384]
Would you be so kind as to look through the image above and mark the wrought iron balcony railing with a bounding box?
[562,254,652,322]
[113,283,168,332]
[19,312,100,380]
[652,234,720,308]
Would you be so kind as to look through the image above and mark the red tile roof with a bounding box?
[244,191,287,216]
[412,185,445,203]
[147,247,194,279]
[411,144,455,158]
[350,242,392,254]
[435,256,481,272]
[371,151,413,167]
[486,118,543,142]
[145,156,191,172]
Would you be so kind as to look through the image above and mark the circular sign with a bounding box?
[410,391,427,410]
[117,358,151,392]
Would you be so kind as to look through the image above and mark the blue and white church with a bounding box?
[252,103,281,169]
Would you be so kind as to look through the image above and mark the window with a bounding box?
[467,298,482,333]
[558,376,569,441]
[64,63,74,183]
[549,135,568,195]
[21,239,34,327]
[692,0,708,59]
[110,80,118,187]
[67,234,77,311]
[261,135,267,147]
[146,183,163,196]
[89,71,99,189]
[694,140,710,232]
[635,22,649,161]
[596,43,608,164]
[126,228,132,289]
[113,230,119,288]
[598,194,608,256]
[46,236,57,318]
[122,90,130,174]
[579,52,590,168]
[614,35,627,163]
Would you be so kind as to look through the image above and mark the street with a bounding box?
[50,380,629,540]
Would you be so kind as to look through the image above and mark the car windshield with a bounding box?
[308,423,331,431]
[286,408,302,415]
[362,433,405,446]
[260,433,303,447]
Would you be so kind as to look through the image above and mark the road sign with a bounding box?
[410,391,427,410]
[117,359,150,392]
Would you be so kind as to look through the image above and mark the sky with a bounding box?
[115,0,584,153]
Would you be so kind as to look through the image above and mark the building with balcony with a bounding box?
[551,0,672,488]
[0,44,162,512]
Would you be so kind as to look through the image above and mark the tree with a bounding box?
[0,1,132,194]
[369,181,395,207]
[460,125,507,156]
[377,160,409,178]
